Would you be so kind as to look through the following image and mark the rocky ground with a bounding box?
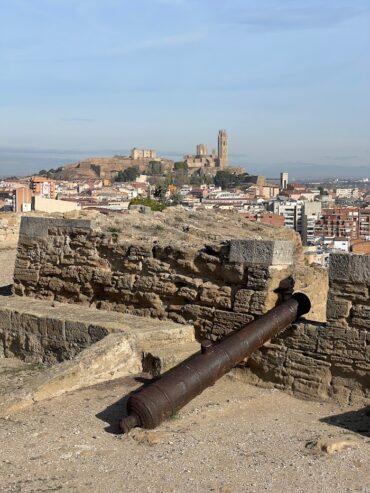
[0,372,368,493]
[102,207,299,247]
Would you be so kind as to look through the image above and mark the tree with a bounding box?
[169,192,182,205]
[190,174,201,186]
[129,197,166,212]
[116,166,140,182]
[174,161,188,172]
[46,169,56,178]
[214,170,236,190]
[173,169,189,188]
[148,161,164,175]
[213,170,250,189]
[154,184,168,202]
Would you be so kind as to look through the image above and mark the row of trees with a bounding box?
[214,170,250,190]
[38,167,63,178]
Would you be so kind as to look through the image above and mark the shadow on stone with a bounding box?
[96,376,155,435]
[0,284,13,296]
[320,406,370,438]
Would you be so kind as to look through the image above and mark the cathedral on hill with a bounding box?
[184,130,229,174]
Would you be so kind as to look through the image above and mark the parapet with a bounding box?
[10,215,369,404]
[19,216,93,239]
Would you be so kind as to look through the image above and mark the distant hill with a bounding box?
[50,155,174,180]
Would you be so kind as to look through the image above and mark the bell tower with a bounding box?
[218,129,228,168]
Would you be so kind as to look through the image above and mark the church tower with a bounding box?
[218,129,228,168]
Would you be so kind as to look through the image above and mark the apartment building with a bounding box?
[30,177,56,199]
[314,208,359,243]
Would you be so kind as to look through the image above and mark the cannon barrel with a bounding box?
[120,292,311,433]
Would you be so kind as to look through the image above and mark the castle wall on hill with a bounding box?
[11,217,369,404]
[61,157,174,179]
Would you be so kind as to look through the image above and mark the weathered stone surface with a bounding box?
[8,215,370,404]
[199,283,232,309]
[213,310,254,336]
[326,298,351,320]
[233,289,254,313]
[229,240,293,266]
[19,217,92,239]
[330,253,370,284]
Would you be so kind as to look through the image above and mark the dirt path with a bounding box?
[0,374,368,493]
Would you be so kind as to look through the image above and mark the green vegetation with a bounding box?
[129,197,167,212]
[148,161,164,175]
[190,173,214,186]
[168,191,182,205]
[107,226,122,234]
[116,166,140,182]
[38,166,63,178]
[174,161,188,172]
[214,170,249,190]
[153,184,168,202]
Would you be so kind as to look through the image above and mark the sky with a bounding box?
[1,0,370,178]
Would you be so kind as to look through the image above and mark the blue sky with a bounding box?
[1,0,370,178]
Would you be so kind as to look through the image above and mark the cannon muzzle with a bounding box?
[120,292,311,433]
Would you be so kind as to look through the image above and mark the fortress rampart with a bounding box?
[5,216,369,404]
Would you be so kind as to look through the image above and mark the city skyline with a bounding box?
[1,0,370,177]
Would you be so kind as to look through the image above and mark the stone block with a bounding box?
[115,274,136,290]
[330,253,370,284]
[326,299,351,320]
[181,304,214,323]
[213,310,254,335]
[93,269,112,286]
[350,304,370,329]
[19,217,92,239]
[65,321,91,345]
[229,240,293,266]
[330,283,369,302]
[177,287,198,302]
[219,263,245,283]
[0,309,11,335]
[233,289,254,313]
[11,312,40,336]
[245,267,270,290]
[88,325,109,343]
[249,291,267,315]
[13,268,39,283]
[199,283,232,309]
[39,318,65,340]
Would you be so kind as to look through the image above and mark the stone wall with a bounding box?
[239,254,370,404]
[11,216,368,404]
[13,217,303,340]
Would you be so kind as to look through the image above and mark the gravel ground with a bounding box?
[0,374,368,493]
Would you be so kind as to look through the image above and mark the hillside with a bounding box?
[51,156,174,180]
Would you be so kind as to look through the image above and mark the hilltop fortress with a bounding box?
[184,129,229,174]
[54,153,174,181]
[51,130,230,180]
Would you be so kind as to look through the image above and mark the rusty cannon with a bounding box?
[120,292,311,433]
